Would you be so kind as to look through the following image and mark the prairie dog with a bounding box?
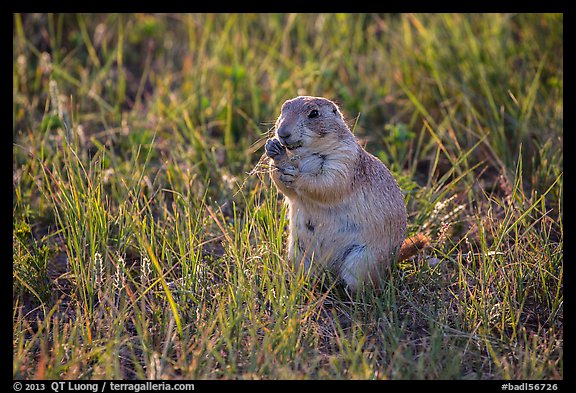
[265,96,428,291]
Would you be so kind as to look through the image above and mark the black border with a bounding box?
[9,8,570,389]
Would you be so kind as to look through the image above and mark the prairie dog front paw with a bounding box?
[279,165,299,186]
[265,138,286,159]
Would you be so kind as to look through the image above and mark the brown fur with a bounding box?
[397,233,430,262]
[264,96,427,291]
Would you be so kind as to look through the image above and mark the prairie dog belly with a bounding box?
[288,199,370,272]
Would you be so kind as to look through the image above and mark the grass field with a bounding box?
[13,13,563,380]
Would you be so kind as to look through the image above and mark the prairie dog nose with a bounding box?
[277,125,291,140]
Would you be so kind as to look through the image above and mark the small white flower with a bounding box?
[94,252,104,285]
[141,256,152,284]
[113,256,126,291]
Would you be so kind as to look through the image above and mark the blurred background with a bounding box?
[14,13,563,192]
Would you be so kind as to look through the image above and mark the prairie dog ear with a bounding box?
[331,104,346,124]
[328,101,343,117]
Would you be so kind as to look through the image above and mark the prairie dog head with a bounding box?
[274,96,354,152]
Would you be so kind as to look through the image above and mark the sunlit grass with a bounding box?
[13,13,562,380]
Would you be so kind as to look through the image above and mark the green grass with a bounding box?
[13,13,562,379]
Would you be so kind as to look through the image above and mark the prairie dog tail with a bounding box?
[398,233,430,261]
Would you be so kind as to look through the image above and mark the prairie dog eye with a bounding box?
[308,109,319,119]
